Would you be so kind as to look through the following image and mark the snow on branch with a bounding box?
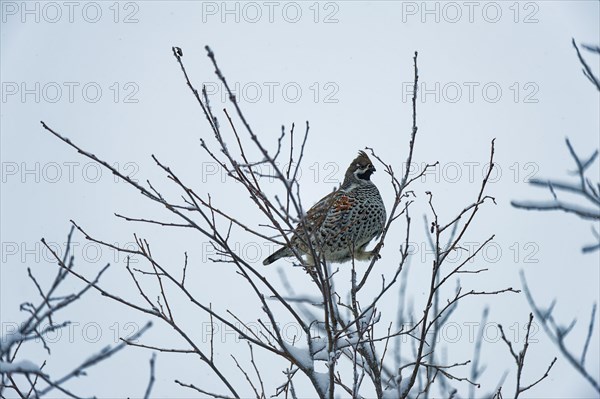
[0,227,152,398]
[521,272,599,393]
[512,138,600,252]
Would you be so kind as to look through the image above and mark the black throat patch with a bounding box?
[357,170,373,181]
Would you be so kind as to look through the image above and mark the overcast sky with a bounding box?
[1,1,599,398]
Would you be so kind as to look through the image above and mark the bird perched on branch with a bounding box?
[263,151,386,266]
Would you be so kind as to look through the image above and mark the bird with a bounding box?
[263,151,386,266]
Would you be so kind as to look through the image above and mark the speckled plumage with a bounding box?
[263,151,386,265]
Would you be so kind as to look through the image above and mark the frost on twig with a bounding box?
[511,138,600,253]
[508,38,600,397]
[498,313,557,398]
[0,227,152,398]
[512,40,600,252]
[521,272,599,393]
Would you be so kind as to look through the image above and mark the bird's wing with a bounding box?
[321,192,356,235]
[308,190,357,239]
[300,189,339,232]
[293,188,359,247]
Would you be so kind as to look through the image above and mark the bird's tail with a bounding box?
[263,247,293,265]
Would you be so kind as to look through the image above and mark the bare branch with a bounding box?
[521,271,600,393]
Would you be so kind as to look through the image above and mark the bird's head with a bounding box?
[344,151,376,183]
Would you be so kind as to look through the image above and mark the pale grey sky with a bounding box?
[1,1,599,397]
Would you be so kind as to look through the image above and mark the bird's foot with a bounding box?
[354,249,381,261]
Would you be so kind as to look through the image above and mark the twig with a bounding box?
[498,313,557,398]
[143,353,157,399]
